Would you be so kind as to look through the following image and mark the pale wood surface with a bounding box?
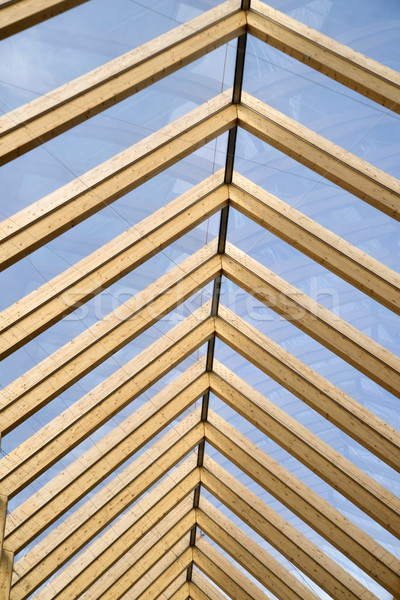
[0,2,243,161]
[229,173,400,313]
[201,457,380,600]
[239,93,400,219]
[249,0,400,113]
[223,242,400,395]
[205,403,400,595]
[9,416,202,598]
[216,304,400,474]
[0,243,219,432]
[0,95,233,270]
[197,499,319,600]
[0,0,89,39]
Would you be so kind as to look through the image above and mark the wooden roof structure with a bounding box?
[0,0,399,599]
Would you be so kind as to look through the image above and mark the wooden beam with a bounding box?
[1,360,207,508]
[201,458,380,600]
[0,497,6,556]
[0,242,219,433]
[205,403,400,594]
[193,539,270,600]
[5,430,199,557]
[197,499,319,600]
[222,243,400,395]
[129,546,192,600]
[0,550,13,600]
[91,541,191,600]
[238,93,400,219]
[248,0,400,113]
[215,305,400,473]
[34,474,198,600]
[0,169,226,276]
[0,0,89,39]
[96,513,195,600]
[0,92,234,271]
[229,174,400,313]
[1,297,212,443]
[162,580,189,600]
[9,416,203,599]
[4,311,210,550]
[190,573,228,600]
[0,2,244,161]
[0,176,226,360]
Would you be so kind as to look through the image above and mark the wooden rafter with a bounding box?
[0,93,233,271]
[9,415,203,598]
[248,0,400,113]
[238,93,400,219]
[205,405,400,595]
[0,0,90,39]
[222,242,400,394]
[215,304,400,473]
[193,539,269,600]
[201,457,381,600]
[0,1,244,162]
[33,475,197,599]
[229,173,400,313]
[197,498,319,600]
[0,244,219,432]
[190,572,229,600]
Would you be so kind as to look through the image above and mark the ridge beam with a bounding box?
[0,243,219,433]
[238,93,400,219]
[229,173,400,313]
[201,458,380,600]
[205,402,400,595]
[0,1,244,158]
[197,499,319,600]
[222,242,400,395]
[9,417,203,599]
[248,0,400,113]
[215,304,400,474]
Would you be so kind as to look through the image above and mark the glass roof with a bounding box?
[0,1,399,599]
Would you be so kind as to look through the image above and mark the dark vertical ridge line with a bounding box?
[188,2,249,580]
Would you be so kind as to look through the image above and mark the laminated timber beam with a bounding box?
[5,422,201,555]
[193,538,270,600]
[87,541,191,600]
[248,0,400,114]
[215,304,400,473]
[8,416,203,599]
[79,507,196,600]
[0,1,245,162]
[222,242,400,395]
[197,499,319,600]
[0,305,212,481]
[163,581,190,600]
[0,550,13,600]
[0,93,234,271]
[0,0,89,39]
[34,475,198,600]
[238,93,400,219]
[0,243,219,433]
[190,572,229,600]
[1,360,207,508]
[205,405,400,595]
[201,458,380,600]
[0,174,226,358]
[229,173,400,314]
